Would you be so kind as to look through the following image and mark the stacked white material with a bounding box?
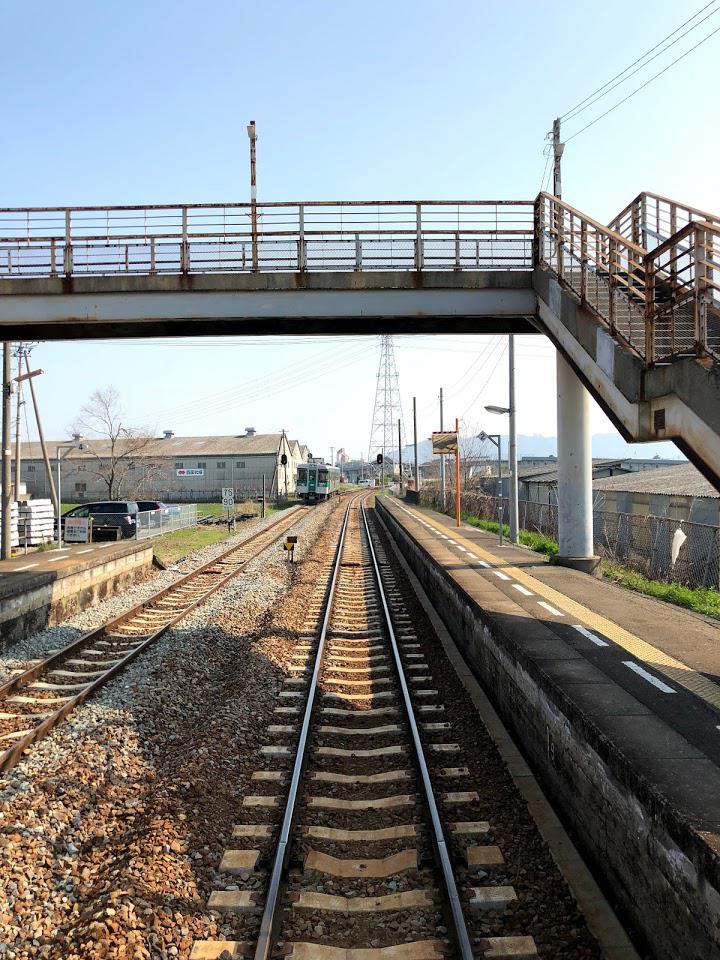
[18,499,54,546]
[0,502,19,548]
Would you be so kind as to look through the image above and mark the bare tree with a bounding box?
[70,387,155,500]
[459,423,492,490]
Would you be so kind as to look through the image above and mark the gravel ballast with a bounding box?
[0,500,341,959]
[0,509,300,686]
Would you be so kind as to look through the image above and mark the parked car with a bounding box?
[58,501,139,540]
[136,500,172,528]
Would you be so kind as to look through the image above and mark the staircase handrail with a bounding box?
[644,219,720,363]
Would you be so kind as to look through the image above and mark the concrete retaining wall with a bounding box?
[0,543,155,649]
[377,499,720,960]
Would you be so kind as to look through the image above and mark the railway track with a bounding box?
[194,497,538,960]
[0,505,312,774]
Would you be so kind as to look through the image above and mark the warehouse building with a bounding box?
[16,429,312,503]
[593,463,720,525]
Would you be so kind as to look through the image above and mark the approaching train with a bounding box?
[296,462,341,502]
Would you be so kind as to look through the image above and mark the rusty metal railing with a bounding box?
[538,192,720,364]
[1,192,718,367]
[0,200,534,277]
[536,192,648,356]
[609,191,720,249]
[644,219,720,363]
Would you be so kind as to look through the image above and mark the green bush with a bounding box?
[460,513,559,556]
[601,561,720,620]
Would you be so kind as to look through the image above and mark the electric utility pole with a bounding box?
[22,349,58,514]
[13,346,23,499]
[552,117,564,199]
[1,343,12,559]
[439,387,445,507]
[413,397,419,493]
[397,419,403,494]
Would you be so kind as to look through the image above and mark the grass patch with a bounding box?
[460,512,559,556]
[153,525,236,566]
[601,560,720,620]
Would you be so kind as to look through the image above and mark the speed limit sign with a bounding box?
[221,487,234,509]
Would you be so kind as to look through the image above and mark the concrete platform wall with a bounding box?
[377,499,720,960]
[0,543,155,650]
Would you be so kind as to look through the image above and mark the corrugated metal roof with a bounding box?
[519,459,625,482]
[593,463,719,499]
[18,433,288,460]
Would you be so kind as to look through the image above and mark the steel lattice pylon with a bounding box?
[368,335,406,476]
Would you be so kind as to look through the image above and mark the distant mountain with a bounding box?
[394,433,685,463]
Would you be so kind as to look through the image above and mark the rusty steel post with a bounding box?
[248,121,258,272]
[415,203,423,270]
[644,252,656,365]
[694,226,708,355]
[63,209,73,276]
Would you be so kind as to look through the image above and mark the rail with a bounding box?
[0,199,535,276]
[0,507,308,772]
[252,495,474,959]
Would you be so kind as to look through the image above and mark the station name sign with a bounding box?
[177,468,204,477]
[432,431,458,455]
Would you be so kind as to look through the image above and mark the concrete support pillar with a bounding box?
[556,353,597,572]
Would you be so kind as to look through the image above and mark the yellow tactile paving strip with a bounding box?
[392,501,720,713]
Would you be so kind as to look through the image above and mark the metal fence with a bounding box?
[0,200,535,277]
[421,487,720,590]
[134,504,197,540]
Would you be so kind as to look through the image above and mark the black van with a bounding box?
[59,501,139,539]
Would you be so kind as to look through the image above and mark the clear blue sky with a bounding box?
[3,0,717,459]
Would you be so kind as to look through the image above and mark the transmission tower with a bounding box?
[368,336,406,479]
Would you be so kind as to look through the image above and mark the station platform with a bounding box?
[376,496,720,960]
[0,539,154,647]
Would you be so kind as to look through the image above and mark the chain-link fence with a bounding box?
[420,486,720,590]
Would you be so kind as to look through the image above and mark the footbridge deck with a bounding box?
[0,191,718,486]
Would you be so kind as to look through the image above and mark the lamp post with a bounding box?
[56,439,84,549]
[478,431,503,546]
[485,404,518,545]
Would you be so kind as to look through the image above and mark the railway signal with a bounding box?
[284,535,298,563]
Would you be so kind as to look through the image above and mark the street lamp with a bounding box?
[478,432,503,546]
[56,438,84,549]
[484,390,519,544]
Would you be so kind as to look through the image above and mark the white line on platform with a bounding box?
[46,556,63,562]
[573,624,608,647]
[512,584,533,596]
[623,660,676,693]
[456,546,467,552]
[493,571,511,581]
[447,539,457,544]
[76,548,93,554]
[14,563,38,571]
[537,601,564,616]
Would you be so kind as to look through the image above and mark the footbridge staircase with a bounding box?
[0,190,718,486]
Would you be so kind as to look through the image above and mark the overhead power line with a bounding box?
[566,22,720,142]
[560,1,718,122]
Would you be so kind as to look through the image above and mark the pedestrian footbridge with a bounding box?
[0,190,718,510]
